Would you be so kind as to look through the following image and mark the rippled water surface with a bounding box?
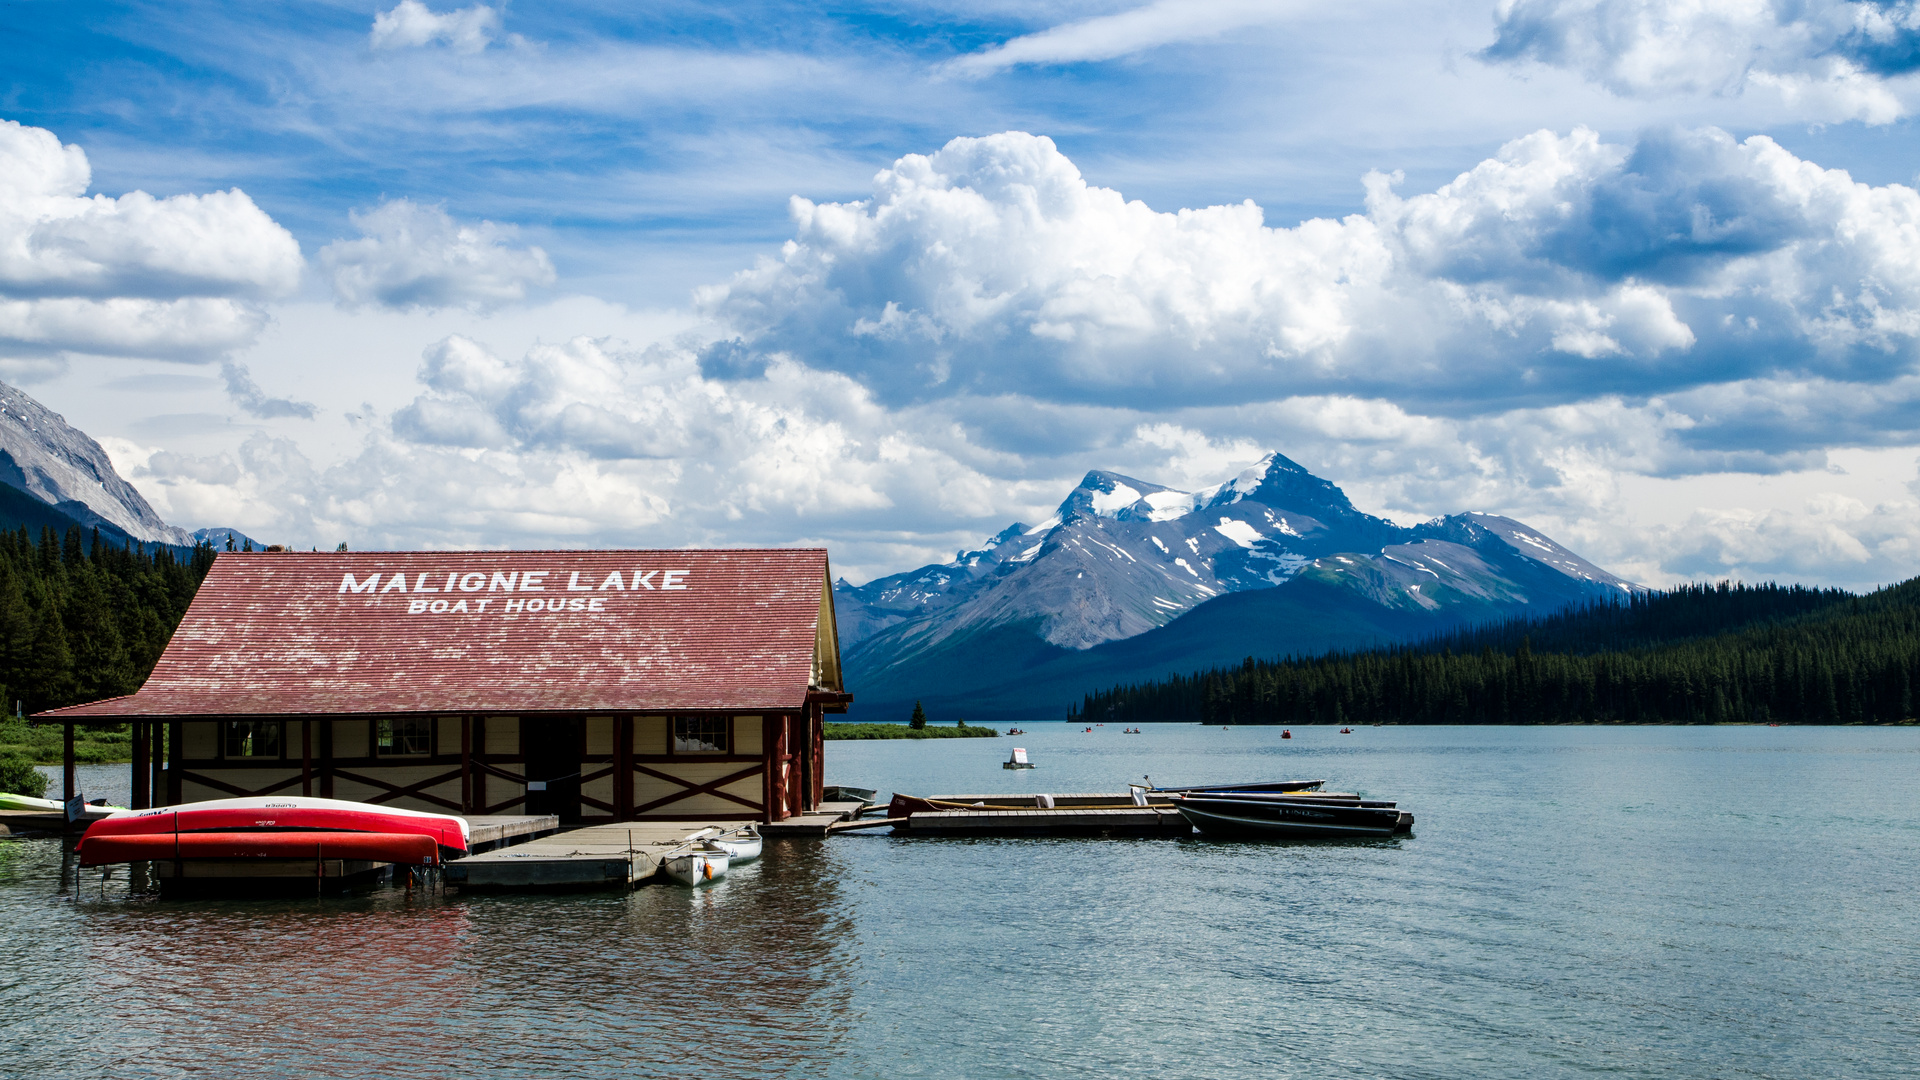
[5,724,1919,1079]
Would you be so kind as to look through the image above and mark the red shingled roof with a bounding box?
[46,549,840,718]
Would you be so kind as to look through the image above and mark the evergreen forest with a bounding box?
[1072,579,1920,726]
[0,525,215,719]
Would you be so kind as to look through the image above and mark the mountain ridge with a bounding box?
[838,452,1640,722]
[0,381,195,547]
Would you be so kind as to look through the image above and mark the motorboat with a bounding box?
[701,824,762,864]
[75,796,471,868]
[661,842,731,886]
[1170,789,1414,839]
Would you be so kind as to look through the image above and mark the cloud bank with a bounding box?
[702,129,1920,436]
[0,119,302,368]
[1481,0,1920,122]
[103,131,1920,592]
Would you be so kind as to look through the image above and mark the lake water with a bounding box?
[4,723,1918,1079]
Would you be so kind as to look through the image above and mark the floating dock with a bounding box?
[758,800,866,837]
[445,819,752,890]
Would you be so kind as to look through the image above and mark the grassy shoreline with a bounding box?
[0,718,131,765]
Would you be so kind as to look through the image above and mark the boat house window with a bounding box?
[377,717,432,757]
[672,716,728,754]
[224,720,282,759]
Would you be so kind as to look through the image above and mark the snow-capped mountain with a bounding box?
[0,380,194,547]
[838,453,1407,649]
[838,452,1639,721]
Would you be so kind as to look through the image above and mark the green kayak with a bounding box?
[0,792,126,814]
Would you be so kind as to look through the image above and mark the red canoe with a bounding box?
[78,830,438,867]
[76,796,468,867]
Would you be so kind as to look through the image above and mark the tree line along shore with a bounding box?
[0,526,215,790]
[1073,580,1920,726]
[4,527,1916,797]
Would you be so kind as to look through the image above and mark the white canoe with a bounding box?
[703,825,761,864]
[662,843,731,886]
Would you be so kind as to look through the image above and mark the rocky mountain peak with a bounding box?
[838,450,1641,670]
[0,380,191,546]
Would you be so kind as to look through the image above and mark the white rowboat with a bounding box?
[662,842,731,886]
[702,824,761,864]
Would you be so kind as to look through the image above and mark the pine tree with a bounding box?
[909,701,927,729]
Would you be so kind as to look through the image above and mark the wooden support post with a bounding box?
[811,704,824,811]
[616,715,633,820]
[152,721,164,808]
[63,723,75,802]
[301,720,313,797]
[460,715,472,814]
[167,721,182,804]
[472,716,487,813]
[319,719,334,799]
[784,714,799,818]
[131,722,150,809]
[762,715,779,825]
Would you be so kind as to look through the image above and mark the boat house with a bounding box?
[41,548,849,824]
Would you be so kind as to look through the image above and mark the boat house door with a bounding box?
[522,717,583,823]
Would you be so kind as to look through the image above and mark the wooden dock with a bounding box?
[759,800,865,837]
[443,819,753,890]
[466,814,560,852]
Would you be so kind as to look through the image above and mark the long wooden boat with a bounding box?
[1147,779,1325,794]
[887,792,1183,816]
[1170,791,1414,839]
[76,796,470,867]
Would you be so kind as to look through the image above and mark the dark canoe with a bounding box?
[823,785,879,804]
[1171,792,1414,839]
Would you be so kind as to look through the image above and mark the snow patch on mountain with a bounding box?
[1212,518,1262,548]
[838,450,1642,666]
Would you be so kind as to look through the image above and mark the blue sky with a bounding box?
[4,0,1920,589]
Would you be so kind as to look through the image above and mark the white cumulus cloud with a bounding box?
[319,199,556,311]
[370,1,500,54]
[701,129,1920,423]
[0,118,302,368]
[1480,0,1920,123]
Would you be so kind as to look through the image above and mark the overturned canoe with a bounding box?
[78,830,439,867]
[76,796,470,867]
